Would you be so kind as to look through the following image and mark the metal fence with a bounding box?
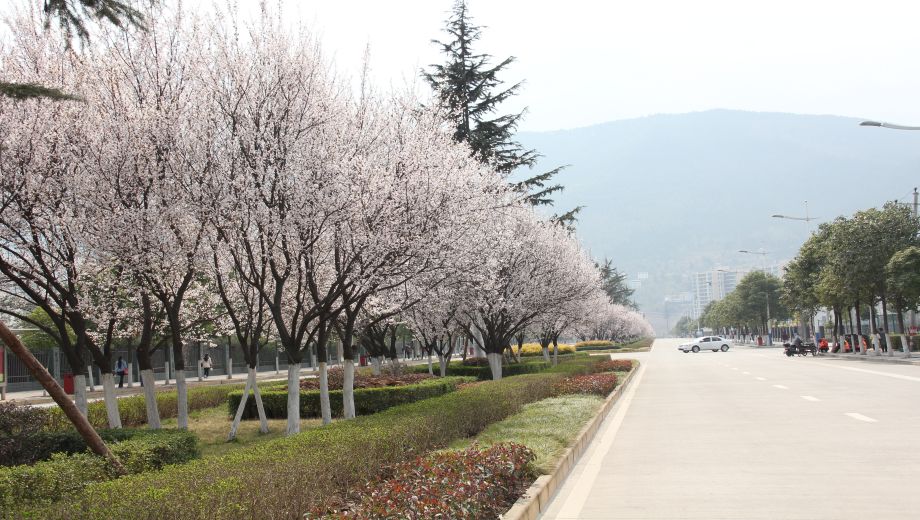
[1,339,348,394]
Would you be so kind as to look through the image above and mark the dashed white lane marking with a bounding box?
[755,377,766,381]
[801,395,820,402]
[742,371,750,375]
[845,412,877,423]
[773,384,789,390]
[815,363,920,383]
[554,363,647,518]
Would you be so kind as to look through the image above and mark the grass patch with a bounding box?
[451,394,603,474]
[159,405,323,459]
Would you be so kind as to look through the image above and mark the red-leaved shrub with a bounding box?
[309,443,535,519]
[594,359,633,373]
[553,372,618,397]
[300,367,433,391]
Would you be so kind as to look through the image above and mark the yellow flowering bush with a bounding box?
[517,342,575,356]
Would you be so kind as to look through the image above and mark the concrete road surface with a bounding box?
[542,337,920,519]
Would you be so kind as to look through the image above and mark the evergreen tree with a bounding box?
[597,258,636,308]
[423,0,575,220]
[0,0,145,101]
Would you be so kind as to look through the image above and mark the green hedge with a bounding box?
[0,429,199,512]
[3,427,183,467]
[575,344,621,352]
[46,380,281,431]
[886,335,920,352]
[227,377,473,419]
[31,368,586,519]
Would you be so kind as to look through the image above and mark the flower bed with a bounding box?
[552,372,619,397]
[307,443,535,519]
[575,340,615,349]
[299,367,432,390]
[594,359,633,372]
[517,342,575,356]
[228,377,473,419]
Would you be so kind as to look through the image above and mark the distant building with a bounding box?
[691,268,747,318]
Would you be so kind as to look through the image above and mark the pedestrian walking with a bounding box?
[201,354,212,378]
[115,356,128,388]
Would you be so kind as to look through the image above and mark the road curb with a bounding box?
[501,361,641,520]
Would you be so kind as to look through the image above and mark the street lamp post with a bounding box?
[739,249,772,345]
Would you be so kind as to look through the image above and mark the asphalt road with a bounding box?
[542,338,920,519]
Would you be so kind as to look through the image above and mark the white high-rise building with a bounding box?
[691,268,747,318]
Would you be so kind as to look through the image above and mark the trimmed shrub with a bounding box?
[622,337,654,350]
[414,356,581,380]
[0,402,51,466]
[228,377,473,419]
[553,372,619,397]
[575,340,615,349]
[575,344,621,352]
[0,429,199,511]
[308,443,535,519]
[33,371,570,519]
[461,357,489,367]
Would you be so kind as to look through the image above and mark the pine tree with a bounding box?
[0,0,145,101]
[423,0,575,219]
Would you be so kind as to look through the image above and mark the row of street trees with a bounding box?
[0,3,653,441]
[698,201,920,348]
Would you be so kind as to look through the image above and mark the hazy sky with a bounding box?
[226,0,920,132]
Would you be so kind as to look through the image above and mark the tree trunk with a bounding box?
[343,359,356,419]
[318,361,331,425]
[101,373,122,429]
[252,369,268,433]
[286,363,301,435]
[370,356,382,375]
[542,347,549,362]
[552,338,559,366]
[175,370,189,429]
[487,352,503,380]
[140,370,161,429]
[438,354,448,377]
[228,369,253,441]
[73,374,88,417]
[427,351,433,375]
[0,319,123,473]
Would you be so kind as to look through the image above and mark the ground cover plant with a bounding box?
[28,371,564,519]
[307,443,535,519]
[553,372,619,396]
[575,339,615,349]
[451,395,602,474]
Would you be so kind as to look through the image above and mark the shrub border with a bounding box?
[501,360,640,520]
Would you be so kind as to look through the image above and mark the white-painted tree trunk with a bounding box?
[73,374,88,417]
[251,369,268,434]
[370,356,382,376]
[427,353,433,375]
[228,370,253,441]
[542,347,550,362]
[438,354,448,377]
[553,343,559,366]
[318,361,331,425]
[487,352,503,380]
[101,373,122,429]
[87,366,95,391]
[286,363,301,435]
[140,369,161,429]
[176,371,189,429]
[874,334,882,356]
[343,359,356,419]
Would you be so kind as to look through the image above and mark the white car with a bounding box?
[679,336,731,353]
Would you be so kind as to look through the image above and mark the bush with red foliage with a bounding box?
[461,357,490,367]
[593,359,633,373]
[309,443,535,519]
[299,367,433,391]
[552,372,618,397]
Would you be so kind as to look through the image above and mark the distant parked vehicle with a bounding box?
[679,336,731,353]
